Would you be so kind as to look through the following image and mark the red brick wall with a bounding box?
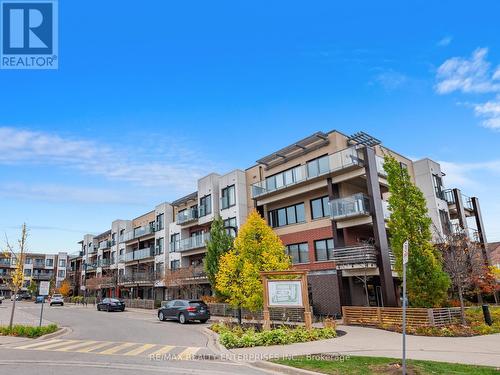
[279,226,335,270]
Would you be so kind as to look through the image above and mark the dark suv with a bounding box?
[157,300,210,324]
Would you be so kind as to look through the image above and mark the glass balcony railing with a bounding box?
[120,225,154,243]
[382,200,391,220]
[376,155,387,177]
[0,259,11,266]
[97,258,112,267]
[251,147,363,198]
[176,207,198,225]
[170,233,210,253]
[122,247,155,262]
[99,240,111,250]
[330,193,371,220]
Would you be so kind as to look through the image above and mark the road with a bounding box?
[0,301,272,375]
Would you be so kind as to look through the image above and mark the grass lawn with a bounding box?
[273,355,500,374]
[0,324,58,338]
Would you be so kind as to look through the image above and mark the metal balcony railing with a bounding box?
[251,147,364,198]
[169,233,210,253]
[442,189,474,210]
[0,259,11,267]
[120,272,155,283]
[332,245,395,269]
[330,193,371,220]
[122,247,155,262]
[176,207,199,225]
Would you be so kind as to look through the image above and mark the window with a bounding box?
[286,243,309,264]
[170,260,180,270]
[59,259,66,268]
[156,237,164,255]
[58,270,65,278]
[224,217,237,236]
[307,155,330,178]
[45,258,54,267]
[268,203,306,228]
[221,185,236,210]
[265,165,304,192]
[439,210,451,235]
[156,213,164,230]
[25,258,32,264]
[199,195,212,217]
[311,196,330,219]
[170,233,180,252]
[24,269,32,276]
[156,262,164,277]
[433,174,444,200]
[314,239,335,261]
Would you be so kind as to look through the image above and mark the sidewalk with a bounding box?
[0,301,52,327]
[229,325,500,367]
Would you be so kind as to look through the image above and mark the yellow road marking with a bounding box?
[54,340,98,352]
[32,340,80,351]
[148,345,175,357]
[122,343,156,356]
[15,339,64,350]
[98,342,136,355]
[75,341,115,353]
[177,347,200,360]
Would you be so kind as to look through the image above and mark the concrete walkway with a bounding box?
[229,325,500,368]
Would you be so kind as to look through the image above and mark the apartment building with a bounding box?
[245,130,488,316]
[74,129,489,316]
[0,251,68,298]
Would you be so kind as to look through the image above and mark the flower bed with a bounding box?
[0,324,58,338]
[210,322,337,349]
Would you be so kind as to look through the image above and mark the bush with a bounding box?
[0,324,58,338]
[212,323,336,349]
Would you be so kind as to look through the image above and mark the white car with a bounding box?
[0,296,5,301]
[49,294,64,306]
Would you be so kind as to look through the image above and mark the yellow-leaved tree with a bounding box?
[216,210,291,322]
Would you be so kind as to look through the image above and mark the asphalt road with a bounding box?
[0,301,272,375]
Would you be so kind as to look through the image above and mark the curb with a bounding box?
[202,327,231,356]
[249,360,324,375]
[39,326,72,341]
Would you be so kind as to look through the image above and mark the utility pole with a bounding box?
[402,240,409,375]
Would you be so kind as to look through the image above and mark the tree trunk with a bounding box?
[458,286,466,326]
[237,306,242,325]
[9,286,18,329]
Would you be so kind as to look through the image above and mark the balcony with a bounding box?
[121,225,155,243]
[33,260,45,268]
[176,207,198,225]
[165,266,208,286]
[123,247,155,262]
[98,240,111,250]
[88,245,97,254]
[251,147,364,198]
[170,233,210,253]
[0,259,12,267]
[332,245,395,270]
[32,272,54,280]
[120,272,155,284]
[442,189,474,211]
[97,258,112,268]
[330,193,371,220]
[85,263,97,271]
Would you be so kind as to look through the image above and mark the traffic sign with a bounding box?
[403,240,409,265]
[39,281,50,296]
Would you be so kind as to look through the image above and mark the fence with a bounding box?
[207,303,310,322]
[342,306,463,327]
[122,298,155,309]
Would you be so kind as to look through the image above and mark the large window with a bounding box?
[170,233,179,252]
[58,270,65,278]
[221,185,236,210]
[45,258,54,267]
[265,165,304,192]
[310,196,330,219]
[156,237,164,255]
[433,174,444,200]
[268,203,305,228]
[224,217,237,236]
[59,259,66,268]
[307,155,330,178]
[199,195,212,217]
[156,213,164,230]
[314,239,335,261]
[170,260,180,270]
[286,243,309,264]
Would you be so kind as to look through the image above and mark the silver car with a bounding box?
[50,294,64,306]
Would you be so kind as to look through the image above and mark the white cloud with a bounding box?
[439,159,500,187]
[437,36,453,47]
[0,183,146,205]
[0,127,214,191]
[435,48,500,94]
[371,70,408,90]
[473,95,500,129]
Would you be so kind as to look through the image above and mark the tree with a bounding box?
[27,280,38,297]
[3,223,28,328]
[205,216,234,297]
[384,155,450,307]
[58,279,72,297]
[216,210,291,322]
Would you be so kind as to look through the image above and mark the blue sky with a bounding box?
[1,1,500,253]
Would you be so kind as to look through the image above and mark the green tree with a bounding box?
[204,216,233,297]
[216,210,291,318]
[384,155,450,307]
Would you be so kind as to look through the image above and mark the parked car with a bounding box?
[49,294,64,306]
[10,294,22,301]
[157,300,210,324]
[35,296,45,304]
[20,292,31,300]
[97,298,125,312]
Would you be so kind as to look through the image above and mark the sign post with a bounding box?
[402,240,409,375]
[38,281,50,327]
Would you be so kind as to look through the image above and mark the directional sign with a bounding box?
[39,281,50,296]
[403,240,409,265]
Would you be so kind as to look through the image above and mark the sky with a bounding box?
[1,1,500,254]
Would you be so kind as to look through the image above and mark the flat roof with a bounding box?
[171,191,198,206]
